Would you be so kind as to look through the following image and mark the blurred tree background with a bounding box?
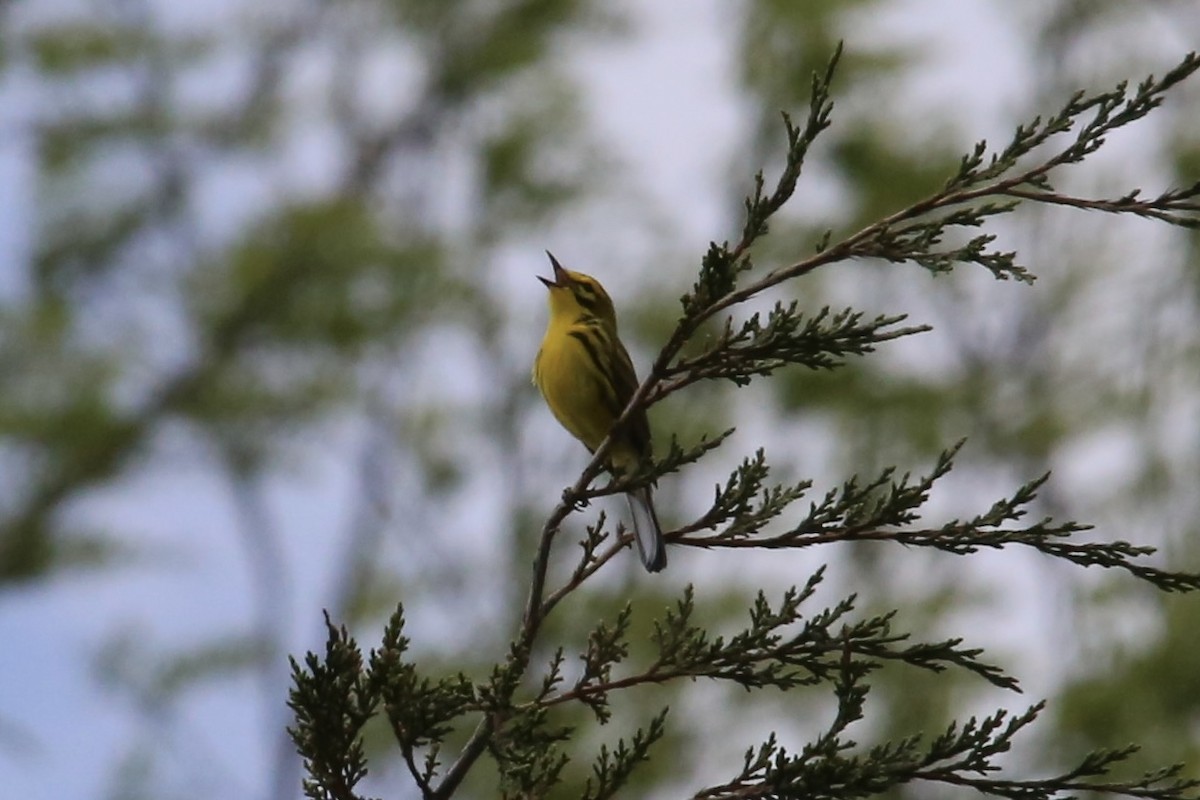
[1,1,1198,798]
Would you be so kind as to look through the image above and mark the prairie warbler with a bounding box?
[533,253,667,572]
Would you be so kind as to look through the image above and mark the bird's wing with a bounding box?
[611,340,652,459]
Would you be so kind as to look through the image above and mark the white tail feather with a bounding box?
[626,487,666,572]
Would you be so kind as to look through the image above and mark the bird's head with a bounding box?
[539,252,617,327]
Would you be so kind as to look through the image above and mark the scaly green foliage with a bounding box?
[289,48,1200,800]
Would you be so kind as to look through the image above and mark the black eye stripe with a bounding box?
[574,284,599,308]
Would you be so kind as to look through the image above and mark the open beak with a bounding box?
[538,251,569,288]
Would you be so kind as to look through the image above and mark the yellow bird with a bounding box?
[533,253,667,572]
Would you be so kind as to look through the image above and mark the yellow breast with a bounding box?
[534,323,617,454]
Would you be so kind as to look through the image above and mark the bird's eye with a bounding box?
[574,283,599,310]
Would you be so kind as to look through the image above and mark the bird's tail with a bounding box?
[626,487,667,573]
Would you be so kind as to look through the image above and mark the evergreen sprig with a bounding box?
[697,699,1200,800]
[287,613,378,800]
[581,710,670,800]
[684,241,753,319]
[368,609,474,792]
[949,52,1200,192]
[664,305,928,391]
[533,569,1017,710]
[681,44,842,319]
[584,427,737,500]
[858,212,1028,282]
[646,575,1017,693]
[683,448,814,538]
[574,604,634,722]
[288,606,482,800]
[677,442,1198,594]
[682,441,960,545]
[489,704,573,799]
[840,52,1200,284]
